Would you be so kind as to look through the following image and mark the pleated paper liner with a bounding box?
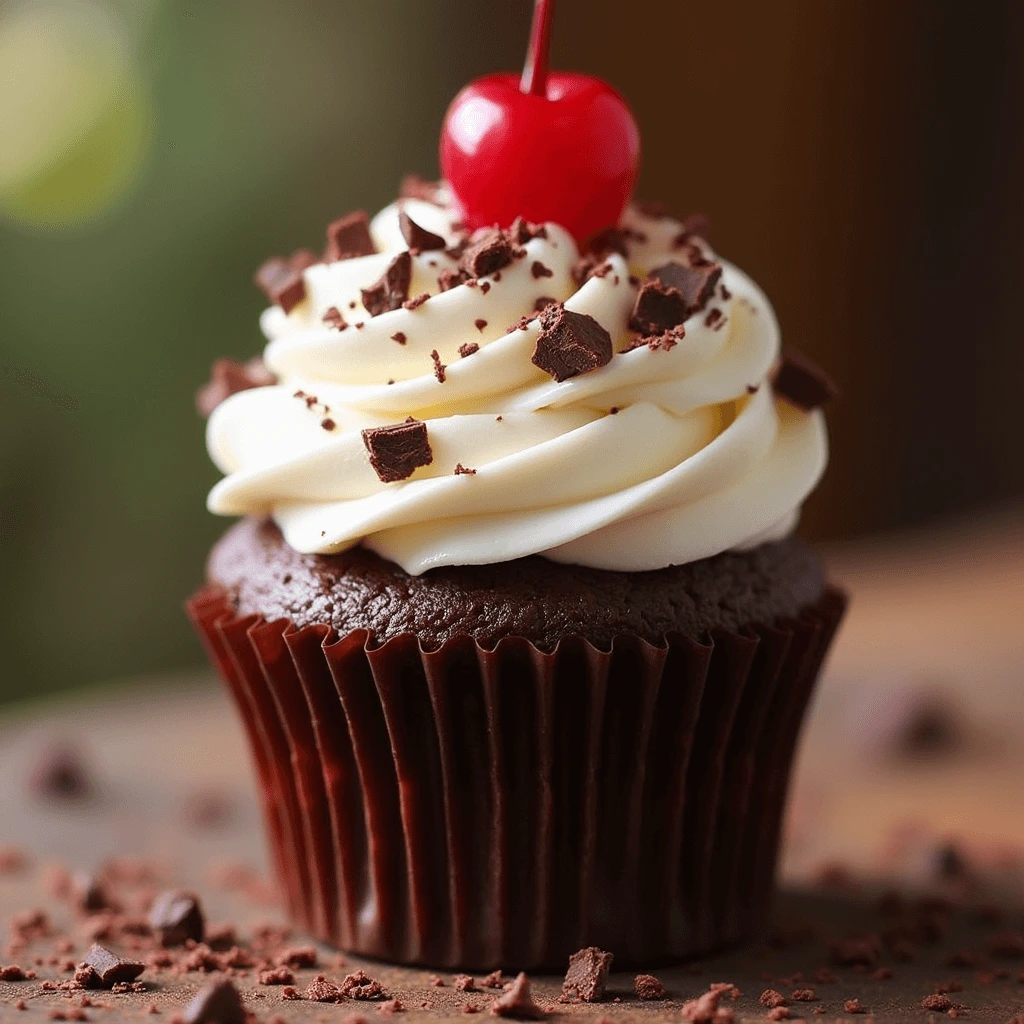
[187,584,846,971]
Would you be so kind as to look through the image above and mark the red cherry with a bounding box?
[439,0,640,242]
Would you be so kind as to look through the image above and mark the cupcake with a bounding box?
[188,4,843,971]
[188,184,844,969]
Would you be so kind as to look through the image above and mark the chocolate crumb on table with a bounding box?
[490,973,545,1019]
[843,999,867,1014]
[148,891,204,947]
[340,970,386,1000]
[633,974,665,1000]
[80,944,145,988]
[305,975,343,1003]
[183,980,246,1024]
[474,318,488,331]
[453,976,475,992]
[561,947,613,1003]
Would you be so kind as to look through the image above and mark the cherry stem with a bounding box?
[521,0,555,97]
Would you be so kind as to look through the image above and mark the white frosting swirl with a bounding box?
[206,191,828,574]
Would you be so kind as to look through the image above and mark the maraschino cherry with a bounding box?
[440,0,640,241]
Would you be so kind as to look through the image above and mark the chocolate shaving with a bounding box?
[430,349,446,383]
[323,306,348,330]
[399,174,443,205]
[532,303,613,382]
[400,210,446,252]
[772,350,838,411]
[403,292,430,310]
[453,464,476,476]
[325,210,375,262]
[562,947,613,1003]
[184,980,245,1024]
[253,250,316,314]
[490,973,545,1019]
[458,342,479,358]
[361,252,412,316]
[149,891,204,946]
[460,228,520,278]
[362,419,433,483]
[438,267,470,291]
[81,945,145,988]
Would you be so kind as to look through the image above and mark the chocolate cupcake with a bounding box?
[189,190,845,969]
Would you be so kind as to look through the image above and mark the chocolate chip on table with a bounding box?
[490,973,545,1019]
[80,944,145,988]
[400,210,446,252]
[149,890,205,946]
[325,210,376,262]
[561,946,613,1003]
[362,419,433,483]
[772,350,839,411]
[184,979,246,1024]
[531,303,613,382]
[361,252,413,316]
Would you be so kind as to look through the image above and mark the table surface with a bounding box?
[2,509,1023,1024]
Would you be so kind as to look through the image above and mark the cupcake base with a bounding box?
[187,580,845,970]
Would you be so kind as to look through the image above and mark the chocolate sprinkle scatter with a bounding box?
[391,332,407,345]
[399,210,446,252]
[773,351,838,411]
[474,318,488,332]
[403,292,430,311]
[323,306,348,331]
[562,947,613,1003]
[532,303,613,382]
[460,228,520,277]
[325,210,375,262]
[184,980,246,1024]
[459,343,479,357]
[362,419,433,483]
[453,464,477,476]
[361,252,412,316]
[149,890,204,947]
[430,349,447,383]
[490,973,545,1019]
[531,261,553,279]
[254,250,316,314]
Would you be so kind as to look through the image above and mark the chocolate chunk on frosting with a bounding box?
[253,249,317,313]
[196,358,275,418]
[772,350,838,410]
[532,303,613,382]
[361,251,412,316]
[630,259,722,335]
[362,418,433,483]
[399,210,446,252]
[324,210,375,262]
[460,228,521,278]
[399,174,443,205]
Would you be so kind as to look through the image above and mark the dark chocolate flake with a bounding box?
[391,332,407,345]
[361,251,412,316]
[630,259,722,335]
[149,890,204,947]
[184,980,245,1024]
[325,210,375,262]
[532,304,613,382]
[322,306,348,330]
[474,318,487,332]
[399,210,446,252]
[772,351,838,411]
[531,261,553,279]
[82,944,145,988]
[253,250,315,314]
[362,419,433,483]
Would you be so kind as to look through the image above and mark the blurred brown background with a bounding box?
[1,0,1022,703]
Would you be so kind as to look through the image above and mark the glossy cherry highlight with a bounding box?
[440,0,640,241]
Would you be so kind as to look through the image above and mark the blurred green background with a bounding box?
[2,0,1023,704]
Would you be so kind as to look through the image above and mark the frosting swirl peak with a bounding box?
[206,189,828,574]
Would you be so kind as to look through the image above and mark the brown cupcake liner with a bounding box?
[187,584,846,970]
